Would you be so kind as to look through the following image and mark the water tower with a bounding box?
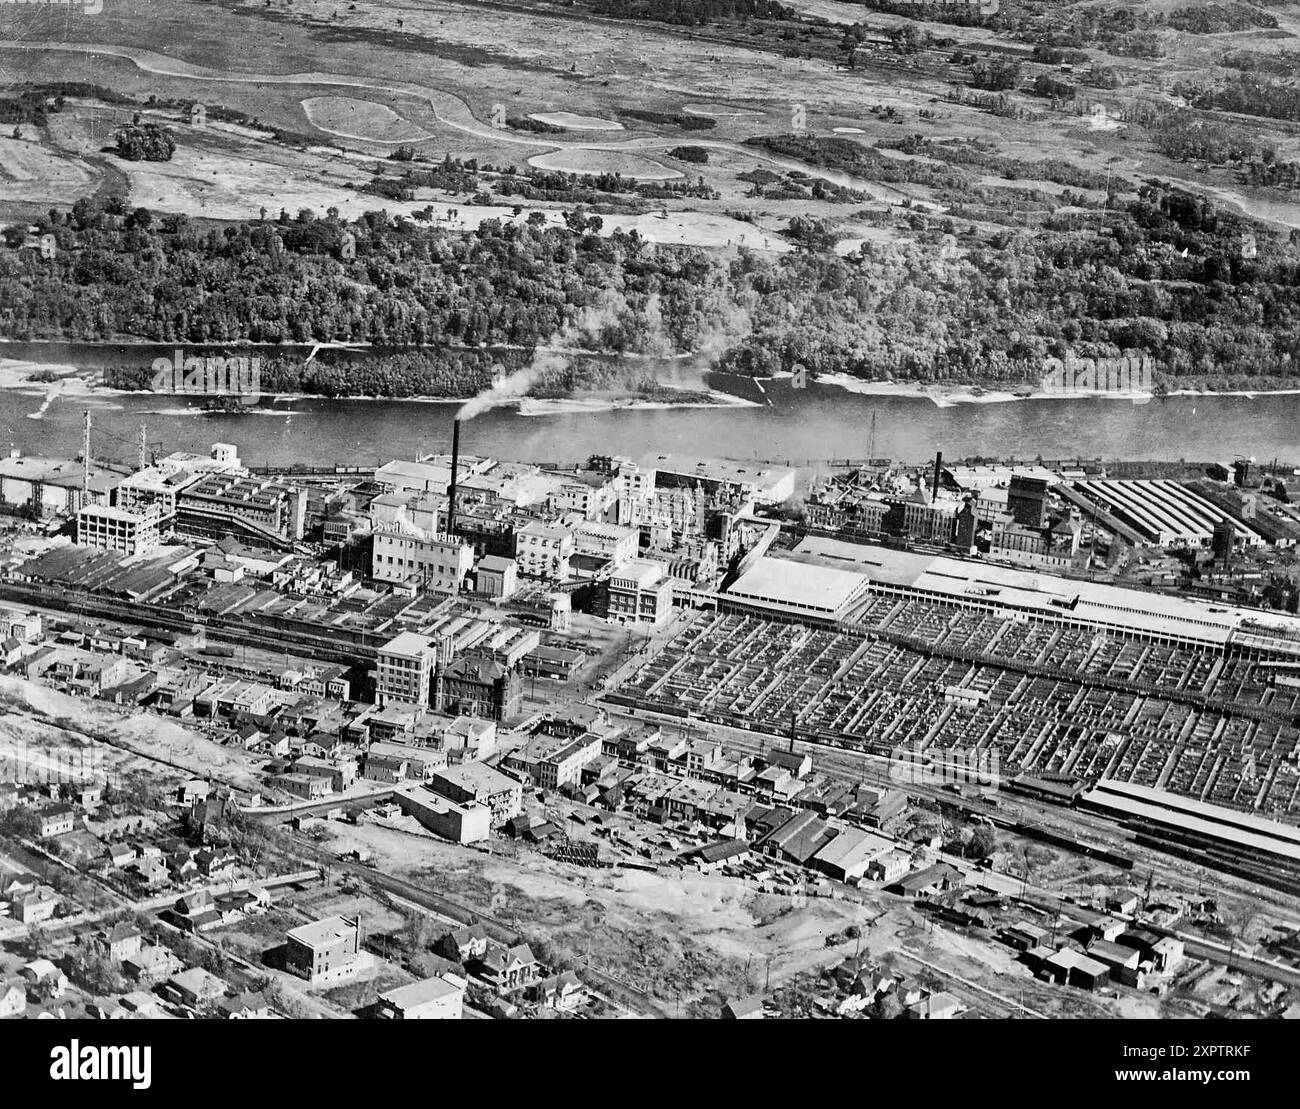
[549,592,571,633]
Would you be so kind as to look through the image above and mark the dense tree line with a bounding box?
[590,0,795,23]
[7,184,1300,395]
[0,197,729,354]
[620,108,717,131]
[715,181,1300,390]
[882,135,1109,191]
[1153,115,1261,165]
[743,134,968,190]
[969,57,1021,91]
[113,123,177,162]
[1181,74,1300,125]
[1219,48,1300,76]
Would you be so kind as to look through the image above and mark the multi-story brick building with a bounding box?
[376,631,443,707]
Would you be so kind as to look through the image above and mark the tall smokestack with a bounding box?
[447,418,461,536]
[932,451,943,501]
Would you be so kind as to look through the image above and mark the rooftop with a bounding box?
[379,631,437,659]
[727,556,871,618]
[379,974,464,1010]
[639,453,796,494]
[286,914,357,950]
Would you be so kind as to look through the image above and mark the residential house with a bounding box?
[37,805,76,838]
[131,855,169,890]
[531,970,586,1012]
[105,843,136,870]
[217,990,275,1019]
[92,922,144,963]
[165,967,230,1009]
[11,886,60,925]
[905,991,965,1020]
[195,848,238,880]
[20,959,68,998]
[123,944,183,986]
[477,942,538,995]
[435,924,490,964]
[0,983,26,1018]
[722,995,764,1019]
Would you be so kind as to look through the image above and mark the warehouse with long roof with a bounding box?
[724,536,1300,655]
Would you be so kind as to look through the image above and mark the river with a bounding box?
[3,345,1300,471]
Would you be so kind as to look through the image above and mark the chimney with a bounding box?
[932,450,943,501]
[447,418,461,536]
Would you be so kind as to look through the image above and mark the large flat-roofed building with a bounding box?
[373,527,474,591]
[572,520,639,567]
[375,458,453,496]
[285,915,361,984]
[396,785,493,843]
[374,455,492,499]
[547,474,617,521]
[515,520,574,581]
[503,730,603,791]
[0,452,120,517]
[427,763,522,826]
[0,606,41,642]
[946,464,1059,492]
[1072,479,1263,549]
[788,535,1300,652]
[175,473,305,549]
[723,555,871,624]
[1080,779,1300,866]
[76,503,161,556]
[114,445,242,519]
[639,453,796,506]
[810,826,895,884]
[376,631,443,706]
[605,557,674,626]
[376,974,465,1019]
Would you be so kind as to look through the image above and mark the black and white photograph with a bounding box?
[0,0,1295,1084]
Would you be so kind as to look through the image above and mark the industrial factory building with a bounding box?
[0,451,121,517]
[723,555,872,624]
[76,503,162,557]
[1080,778,1300,869]
[1070,479,1264,549]
[776,536,1300,653]
[638,453,797,506]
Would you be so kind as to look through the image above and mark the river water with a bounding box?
[2,344,1299,470]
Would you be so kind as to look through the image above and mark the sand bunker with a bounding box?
[301,96,431,143]
[527,149,681,180]
[528,111,623,131]
[833,126,866,134]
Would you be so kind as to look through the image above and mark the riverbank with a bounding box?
[0,356,759,416]
[775,370,1300,407]
[10,353,1300,416]
[517,390,760,416]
